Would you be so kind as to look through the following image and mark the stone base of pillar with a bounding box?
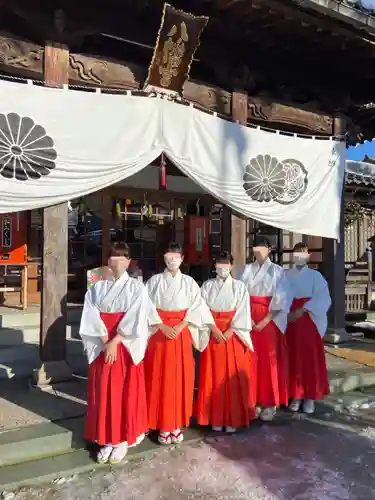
[32,360,73,386]
[324,327,352,345]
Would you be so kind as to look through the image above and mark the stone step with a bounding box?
[0,449,96,492]
[0,306,82,329]
[366,312,375,322]
[0,324,79,348]
[0,423,204,491]
[0,352,87,379]
[0,417,85,468]
[0,339,84,364]
[329,367,375,394]
[0,324,80,346]
[346,275,369,281]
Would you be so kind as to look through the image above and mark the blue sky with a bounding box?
[348,139,375,160]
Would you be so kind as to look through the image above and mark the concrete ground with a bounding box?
[1,348,375,498]
[0,377,87,431]
[0,352,373,432]
[7,411,375,500]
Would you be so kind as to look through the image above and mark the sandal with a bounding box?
[158,432,172,445]
[170,429,184,444]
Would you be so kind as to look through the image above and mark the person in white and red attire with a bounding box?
[239,236,291,422]
[285,242,331,414]
[79,241,161,465]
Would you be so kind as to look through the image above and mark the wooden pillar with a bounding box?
[101,191,111,265]
[230,91,248,277]
[323,115,349,344]
[33,39,72,384]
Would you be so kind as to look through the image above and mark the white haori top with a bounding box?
[201,275,253,351]
[239,258,291,333]
[146,269,214,351]
[79,270,161,365]
[286,266,331,337]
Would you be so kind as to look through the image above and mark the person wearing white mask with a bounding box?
[285,242,331,414]
[196,252,256,433]
[239,236,290,422]
[144,242,214,445]
[79,242,161,465]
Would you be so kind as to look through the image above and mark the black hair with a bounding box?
[164,241,183,255]
[293,241,309,252]
[108,241,131,259]
[215,251,233,265]
[253,235,272,249]
[128,267,140,278]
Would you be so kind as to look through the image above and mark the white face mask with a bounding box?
[164,256,182,271]
[216,266,231,279]
[292,253,309,267]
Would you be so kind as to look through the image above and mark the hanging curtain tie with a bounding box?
[159,153,167,190]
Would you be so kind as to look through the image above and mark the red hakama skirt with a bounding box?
[250,296,289,407]
[144,309,194,432]
[286,297,329,400]
[196,310,256,428]
[85,312,148,446]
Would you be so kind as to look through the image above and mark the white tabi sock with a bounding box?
[109,442,128,464]
[302,399,315,414]
[289,399,302,412]
[97,445,113,464]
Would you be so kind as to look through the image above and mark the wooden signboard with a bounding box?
[144,3,208,95]
[0,212,27,265]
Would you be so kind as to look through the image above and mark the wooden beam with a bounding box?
[250,0,375,43]
[101,191,111,266]
[108,185,215,203]
[5,0,375,100]
[0,32,334,136]
[33,37,71,385]
[247,97,333,134]
[230,90,248,276]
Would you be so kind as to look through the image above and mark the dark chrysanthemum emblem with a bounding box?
[243,154,308,205]
[0,113,57,181]
[243,154,286,202]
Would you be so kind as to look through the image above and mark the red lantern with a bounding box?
[159,154,167,190]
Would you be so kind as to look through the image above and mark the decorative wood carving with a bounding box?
[0,34,43,74]
[248,97,333,134]
[68,53,143,89]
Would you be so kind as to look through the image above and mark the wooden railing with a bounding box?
[345,246,373,313]
[345,284,367,312]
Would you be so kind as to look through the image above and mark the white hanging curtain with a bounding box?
[0,80,346,239]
